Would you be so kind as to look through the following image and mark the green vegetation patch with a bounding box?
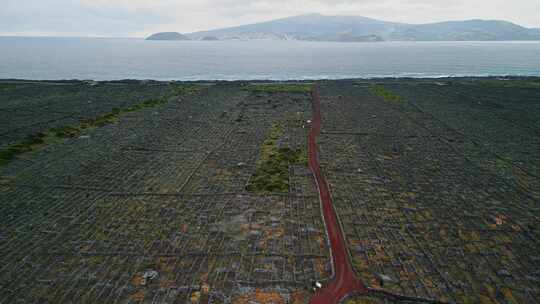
[345,296,386,304]
[0,133,48,166]
[369,84,403,102]
[0,83,22,92]
[171,84,203,96]
[474,79,540,88]
[246,124,307,193]
[47,97,172,139]
[244,83,313,94]
[0,84,201,166]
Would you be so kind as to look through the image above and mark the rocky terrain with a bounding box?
[1,78,540,303]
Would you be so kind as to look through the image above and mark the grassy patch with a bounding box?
[246,124,307,193]
[369,85,403,102]
[244,83,313,94]
[0,84,201,166]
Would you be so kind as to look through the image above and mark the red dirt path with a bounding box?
[308,86,367,304]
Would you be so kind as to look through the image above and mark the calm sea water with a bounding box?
[1,37,540,80]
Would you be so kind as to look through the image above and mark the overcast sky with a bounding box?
[2,0,539,37]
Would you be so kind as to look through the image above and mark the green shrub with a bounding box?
[244,83,313,94]
[246,124,307,193]
[0,133,46,166]
[0,84,202,167]
[369,85,403,102]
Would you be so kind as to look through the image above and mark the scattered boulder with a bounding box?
[377,273,397,287]
[140,270,158,286]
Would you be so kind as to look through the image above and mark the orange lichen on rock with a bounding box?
[240,223,251,232]
[263,227,285,240]
[495,214,507,226]
[200,272,209,282]
[190,291,201,303]
[317,235,326,248]
[132,274,144,287]
[181,223,188,233]
[201,282,211,294]
[232,289,285,304]
[251,223,263,230]
[290,290,305,304]
[315,259,326,275]
[129,290,145,302]
[79,244,93,253]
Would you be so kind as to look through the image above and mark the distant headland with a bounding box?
[146,32,190,41]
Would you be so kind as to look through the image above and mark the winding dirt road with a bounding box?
[308,86,367,304]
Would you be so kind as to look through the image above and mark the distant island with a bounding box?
[147,13,540,42]
[146,32,190,41]
[201,36,220,41]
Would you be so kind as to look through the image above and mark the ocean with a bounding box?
[1,37,540,80]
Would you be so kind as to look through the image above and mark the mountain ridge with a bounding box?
[181,13,540,42]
